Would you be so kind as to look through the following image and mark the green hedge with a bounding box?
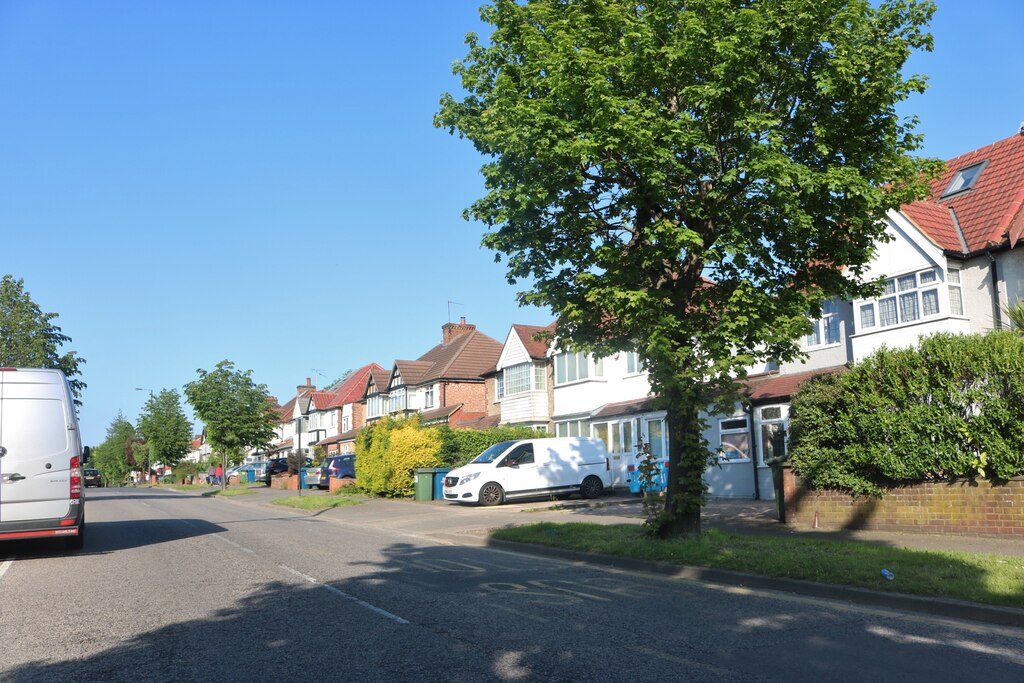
[353,418,549,496]
[436,424,548,468]
[789,331,1024,496]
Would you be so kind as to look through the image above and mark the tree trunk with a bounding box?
[659,387,706,538]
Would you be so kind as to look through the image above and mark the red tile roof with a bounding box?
[743,366,846,403]
[513,322,556,360]
[327,364,384,407]
[902,133,1024,253]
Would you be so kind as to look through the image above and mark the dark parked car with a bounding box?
[317,455,356,489]
[83,468,103,488]
[263,456,312,485]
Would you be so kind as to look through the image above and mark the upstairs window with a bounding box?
[625,351,645,374]
[859,268,944,330]
[806,300,841,347]
[554,352,603,385]
[503,362,532,396]
[948,268,964,316]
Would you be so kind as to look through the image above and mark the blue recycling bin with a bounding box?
[627,460,668,494]
[432,468,450,500]
[300,468,318,489]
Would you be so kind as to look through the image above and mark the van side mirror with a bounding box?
[82,446,91,464]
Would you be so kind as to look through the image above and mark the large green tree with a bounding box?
[184,360,278,487]
[92,412,141,487]
[437,0,939,536]
[137,388,193,470]
[0,275,86,403]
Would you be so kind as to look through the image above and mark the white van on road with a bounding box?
[0,368,87,549]
[442,437,612,506]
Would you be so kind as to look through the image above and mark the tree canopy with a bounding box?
[0,275,86,403]
[184,360,278,470]
[91,412,141,486]
[137,388,193,470]
[437,0,939,535]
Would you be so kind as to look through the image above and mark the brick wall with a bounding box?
[782,466,1024,537]
[443,381,488,414]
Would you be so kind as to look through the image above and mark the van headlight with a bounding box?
[459,471,480,485]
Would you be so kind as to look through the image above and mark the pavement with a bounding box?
[199,483,1024,629]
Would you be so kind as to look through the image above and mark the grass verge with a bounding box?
[491,523,1024,609]
[271,494,364,510]
[204,488,258,497]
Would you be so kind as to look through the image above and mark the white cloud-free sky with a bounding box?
[2,1,1021,446]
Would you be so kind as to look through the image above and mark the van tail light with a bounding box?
[70,455,82,499]
[627,465,635,472]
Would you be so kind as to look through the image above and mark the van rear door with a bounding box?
[0,370,74,523]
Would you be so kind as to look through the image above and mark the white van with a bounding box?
[0,368,87,549]
[442,437,612,506]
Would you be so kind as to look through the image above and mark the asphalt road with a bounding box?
[1,487,1023,682]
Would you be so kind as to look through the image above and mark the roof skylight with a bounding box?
[941,160,988,198]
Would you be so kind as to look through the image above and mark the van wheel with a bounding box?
[479,482,504,506]
[580,476,604,499]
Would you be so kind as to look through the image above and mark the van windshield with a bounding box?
[471,441,515,464]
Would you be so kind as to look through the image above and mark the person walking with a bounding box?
[215,463,223,486]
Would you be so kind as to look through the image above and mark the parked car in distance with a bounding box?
[443,437,611,506]
[317,455,356,490]
[264,456,312,485]
[235,461,267,481]
[83,468,103,488]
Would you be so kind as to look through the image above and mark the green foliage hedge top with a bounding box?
[354,417,549,497]
[789,331,1024,496]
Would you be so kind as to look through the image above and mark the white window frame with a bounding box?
[718,417,751,463]
[756,405,788,468]
[555,419,590,438]
[859,268,945,331]
[554,352,604,385]
[948,268,964,316]
[806,300,841,348]
[503,362,532,396]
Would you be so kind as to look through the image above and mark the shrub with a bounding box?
[436,424,549,467]
[789,331,1024,495]
[355,416,443,496]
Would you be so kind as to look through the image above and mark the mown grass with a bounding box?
[271,494,364,510]
[204,488,258,497]
[491,523,1024,609]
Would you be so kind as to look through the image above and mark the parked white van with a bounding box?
[0,368,87,549]
[442,437,612,506]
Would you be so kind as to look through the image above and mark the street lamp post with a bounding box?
[136,387,154,485]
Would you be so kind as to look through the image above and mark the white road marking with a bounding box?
[212,535,254,553]
[0,559,13,581]
[278,563,410,625]
[207,532,409,625]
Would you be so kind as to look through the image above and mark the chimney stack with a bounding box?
[442,316,476,344]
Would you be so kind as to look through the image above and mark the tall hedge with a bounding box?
[355,416,443,496]
[436,424,549,467]
[789,331,1024,496]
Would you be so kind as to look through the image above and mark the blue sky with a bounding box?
[2,1,1022,447]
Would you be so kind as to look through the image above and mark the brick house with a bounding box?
[362,317,503,429]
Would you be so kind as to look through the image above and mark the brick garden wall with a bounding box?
[782,466,1024,537]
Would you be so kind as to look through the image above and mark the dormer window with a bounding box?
[941,160,987,198]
